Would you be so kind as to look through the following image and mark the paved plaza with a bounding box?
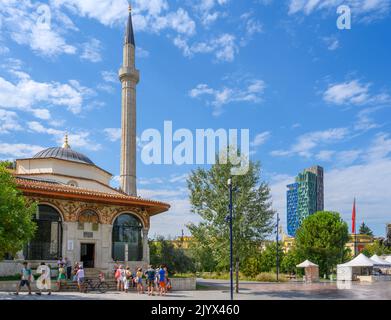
[1,279,390,300]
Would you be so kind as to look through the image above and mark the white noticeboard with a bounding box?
[67,240,74,251]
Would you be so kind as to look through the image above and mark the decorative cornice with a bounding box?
[16,177,170,216]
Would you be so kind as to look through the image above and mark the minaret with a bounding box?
[119,4,139,196]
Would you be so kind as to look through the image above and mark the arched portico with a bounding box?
[24,204,63,260]
[112,213,144,262]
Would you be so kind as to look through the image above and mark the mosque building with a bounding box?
[0,6,170,276]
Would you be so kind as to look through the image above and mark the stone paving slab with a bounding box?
[1,279,391,300]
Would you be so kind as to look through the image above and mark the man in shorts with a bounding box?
[15,261,32,295]
[158,265,166,296]
[145,265,156,296]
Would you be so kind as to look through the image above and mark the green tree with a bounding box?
[295,211,349,276]
[241,255,262,277]
[0,164,37,260]
[187,152,275,280]
[361,240,391,257]
[259,242,284,273]
[281,248,301,274]
[359,222,374,236]
[149,236,195,274]
[0,161,14,169]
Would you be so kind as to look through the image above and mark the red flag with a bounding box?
[352,198,356,234]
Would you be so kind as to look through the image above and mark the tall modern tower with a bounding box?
[119,5,139,196]
[286,166,324,236]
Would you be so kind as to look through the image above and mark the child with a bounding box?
[136,268,144,294]
[15,262,32,295]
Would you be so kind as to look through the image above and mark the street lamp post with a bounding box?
[227,177,234,301]
[276,212,280,282]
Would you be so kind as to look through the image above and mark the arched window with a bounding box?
[112,214,143,261]
[24,205,62,260]
[67,180,78,187]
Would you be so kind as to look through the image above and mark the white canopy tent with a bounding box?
[296,260,319,282]
[384,256,391,264]
[370,255,391,267]
[337,254,386,281]
[296,260,318,268]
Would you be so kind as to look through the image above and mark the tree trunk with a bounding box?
[235,258,239,293]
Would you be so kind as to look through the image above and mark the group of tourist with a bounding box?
[14,261,53,296]
[14,260,172,296]
[113,263,171,296]
[14,259,86,295]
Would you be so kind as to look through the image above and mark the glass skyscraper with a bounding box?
[286,166,324,236]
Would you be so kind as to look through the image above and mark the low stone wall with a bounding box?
[0,261,23,277]
[171,278,196,291]
[0,261,59,277]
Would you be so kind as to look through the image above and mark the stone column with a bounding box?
[142,228,150,263]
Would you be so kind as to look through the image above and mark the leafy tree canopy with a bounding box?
[187,151,275,272]
[295,211,350,276]
[149,236,195,274]
[359,222,374,237]
[361,240,391,257]
[0,164,37,260]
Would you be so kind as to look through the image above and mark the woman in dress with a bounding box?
[56,264,67,290]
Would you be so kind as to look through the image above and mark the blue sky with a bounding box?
[0,0,390,238]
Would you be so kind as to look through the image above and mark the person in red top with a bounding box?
[115,265,123,291]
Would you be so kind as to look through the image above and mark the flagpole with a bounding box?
[353,198,357,256]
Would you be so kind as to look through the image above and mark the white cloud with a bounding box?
[101,71,117,83]
[0,69,93,116]
[315,150,335,161]
[139,184,198,238]
[288,0,391,22]
[191,0,230,26]
[174,33,238,62]
[0,142,44,158]
[323,35,340,51]
[239,12,263,46]
[136,46,150,58]
[0,109,21,134]
[324,80,370,105]
[323,79,390,106]
[27,121,101,151]
[104,128,121,142]
[189,79,266,116]
[251,131,271,148]
[0,1,77,56]
[32,108,51,120]
[270,133,391,236]
[53,0,196,36]
[271,127,350,158]
[80,38,102,63]
[354,106,382,131]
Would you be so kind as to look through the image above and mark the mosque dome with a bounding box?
[33,135,94,165]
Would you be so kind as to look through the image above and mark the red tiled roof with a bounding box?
[15,177,170,215]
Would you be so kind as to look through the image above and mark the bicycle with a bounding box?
[83,278,109,293]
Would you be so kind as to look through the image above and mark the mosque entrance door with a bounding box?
[81,243,95,268]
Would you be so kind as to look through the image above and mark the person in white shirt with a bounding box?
[76,266,85,292]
